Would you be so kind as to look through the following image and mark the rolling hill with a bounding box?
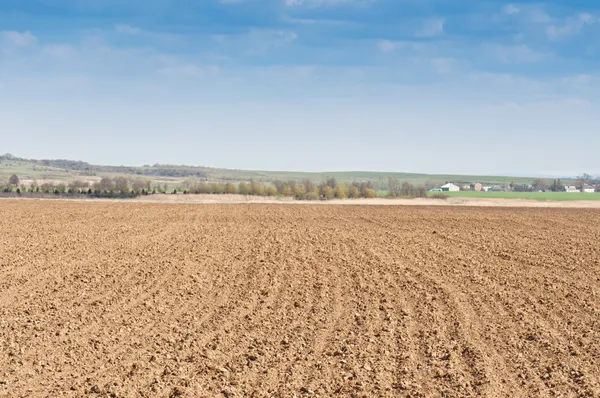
[0,153,565,190]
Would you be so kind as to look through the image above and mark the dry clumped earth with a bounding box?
[0,201,599,397]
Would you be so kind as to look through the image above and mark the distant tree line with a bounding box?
[181,178,380,200]
[181,177,430,200]
[0,176,151,198]
[0,154,208,179]
[2,174,468,200]
[386,177,428,198]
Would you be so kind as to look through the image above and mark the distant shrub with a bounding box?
[211,183,224,194]
[416,187,428,198]
[265,185,278,196]
[334,184,348,199]
[349,186,360,199]
[238,182,251,195]
[195,182,211,194]
[305,191,319,201]
[431,193,449,200]
[363,188,377,198]
[224,183,238,195]
[321,186,334,200]
[294,185,306,199]
[250,181,265,196]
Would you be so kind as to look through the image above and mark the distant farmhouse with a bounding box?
[441,183,460,192]
[582,184,595,193]
[564,186,579,193]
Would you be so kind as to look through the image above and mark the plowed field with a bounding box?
[1,201,599,397]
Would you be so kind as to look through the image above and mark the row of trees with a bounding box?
[387,178,428,198]
[183,178,380,200]
[3,174,431,200]
[1,176,150,197]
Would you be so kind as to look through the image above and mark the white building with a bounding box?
[440,183,460,192]
[564,186,579,193]
[582,184,595,193]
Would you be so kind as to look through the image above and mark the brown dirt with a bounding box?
[133,194,600,208]
[1,201,599,397]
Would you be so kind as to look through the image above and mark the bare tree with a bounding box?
[114,177,129,193]
[533,179,550,191]
[387,177,401,198]
[9,174,19,187]
[96,177,113,191]
[576,173,592,189]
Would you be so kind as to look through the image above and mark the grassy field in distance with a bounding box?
[1,158,544,185]
[432,191,600,201]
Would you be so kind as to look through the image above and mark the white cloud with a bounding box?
[40,44,77,60]
[377,40,398,54]
[244,29,298,54]
[485,43,550,64]
[546,13,597,38]
[0,31,37,48]
[431,58,455,74]
[285,0,375,7]
[115,24,142,35]
[415,18,445,38]
[282,16,351,26]
[376,40,437,56]
[530,8,551,24]
[503,4,520,15]
[562,74,592,86]
[159,64,220,79]
[215,29,298,54]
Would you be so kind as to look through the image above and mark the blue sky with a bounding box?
[1,0,599,175]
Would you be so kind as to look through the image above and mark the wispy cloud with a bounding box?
[114,24,142,35]
[546,13,597,38]
[159,64,220,79]
[241,29,298,54]
[377,40,436,56]
[530,8,551,24]
[377,39,398,54]
[562,74,592,86]
[503,4,520,15]
[284,0,375,7]
[485,43,551,64]
[415,18,445,38]
[431,57,455,74]
[0,31,37,49]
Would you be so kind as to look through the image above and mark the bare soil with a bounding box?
[1,201,599,397]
